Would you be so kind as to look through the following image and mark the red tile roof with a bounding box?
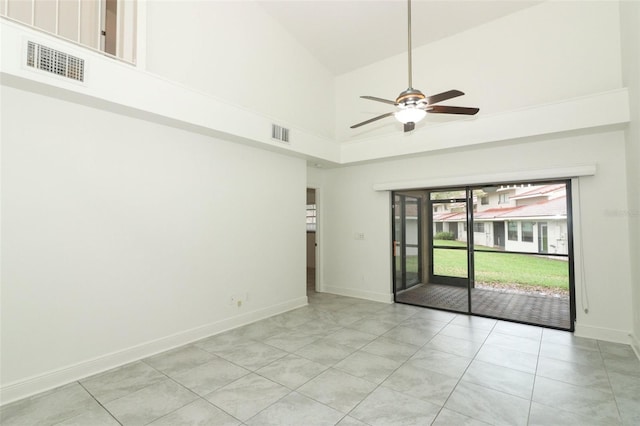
[510,183,566,200]
[498,195,566,218]
[433,195,567,222]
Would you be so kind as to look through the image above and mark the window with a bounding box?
[480,196,489,205]
[435,222,443,233]
[522,222,534,242]
[473,222,485,232]
[498,194,509,204]
[508,222,518,241]
[306,204,316,232]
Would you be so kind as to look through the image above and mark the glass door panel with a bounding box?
[430,190,469,286]
[394,195,403,289]
[433,247,468,278]
[393,194,422,294]
[470,183,572,329]
[404,197,420,286]
[419,189,470,313]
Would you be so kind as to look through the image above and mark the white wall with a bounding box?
[145,0,335,140]
[2,1,638,408]
[0,85,307,402]
[336,1,623,142]
[620,0,640,355]
[318,130,633,342]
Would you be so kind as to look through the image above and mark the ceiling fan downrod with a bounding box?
[407,0,413,89]
[398,0,425,106]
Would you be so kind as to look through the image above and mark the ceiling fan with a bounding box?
[350,0,479,133]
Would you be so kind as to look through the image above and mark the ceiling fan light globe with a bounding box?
[394,107,426,124]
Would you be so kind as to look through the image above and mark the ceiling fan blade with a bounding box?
[427,105,479,115]
[425,89,464,105]
[361,96,398,106]
[404,122,415,132]
[350,112,396,129]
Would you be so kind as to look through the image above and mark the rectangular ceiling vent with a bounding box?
[26,41,85,82]
[271,124,290,143]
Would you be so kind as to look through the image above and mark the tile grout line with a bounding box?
[525,328,544,425]
[339,307,429,424]
[8,295,636,426]
[217,300,365,423]
[245,305,378,424]
[598,340,626,424]
[76,381,124,426]
[204,302,375,425]
[323,305,418,422]
[407,312,460,425]
[278,304,427,424]
[431,316,499,424]
[537,336,628,421]
[140,358,248,425]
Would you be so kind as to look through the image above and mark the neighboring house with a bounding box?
[434,184,568,254]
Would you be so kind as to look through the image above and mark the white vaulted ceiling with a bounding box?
[259,0,542,75]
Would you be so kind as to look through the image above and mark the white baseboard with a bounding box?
[322,285,393,304]
[574,323,632,345]
[0,296,308,406]
[630,333,640,361]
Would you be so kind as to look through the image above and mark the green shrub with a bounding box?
[435,231,455,240]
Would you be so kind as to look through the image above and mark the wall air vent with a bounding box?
[271,124,290,143]
[26,41,85,82]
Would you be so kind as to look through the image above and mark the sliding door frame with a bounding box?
[393,179,576,331]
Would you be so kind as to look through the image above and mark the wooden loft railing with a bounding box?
[1,0,137,64]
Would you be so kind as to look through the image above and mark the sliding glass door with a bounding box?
[392,181,574,330]
[470,183,573,329]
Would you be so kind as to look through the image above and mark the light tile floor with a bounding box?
[2,291,640,425]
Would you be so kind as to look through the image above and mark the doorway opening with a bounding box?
[306,188,317,295]
[392,180,575,330]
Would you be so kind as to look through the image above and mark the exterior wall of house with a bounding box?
[546,220,569,255]
[474,224,494,248]
[432,183,569,251]
[504,220,567,255]
[439,218,568,254]
[438,221,464,240]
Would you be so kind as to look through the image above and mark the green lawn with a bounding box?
[404,240,569,289]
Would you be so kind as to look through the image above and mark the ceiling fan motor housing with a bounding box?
[395,88,426,106]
